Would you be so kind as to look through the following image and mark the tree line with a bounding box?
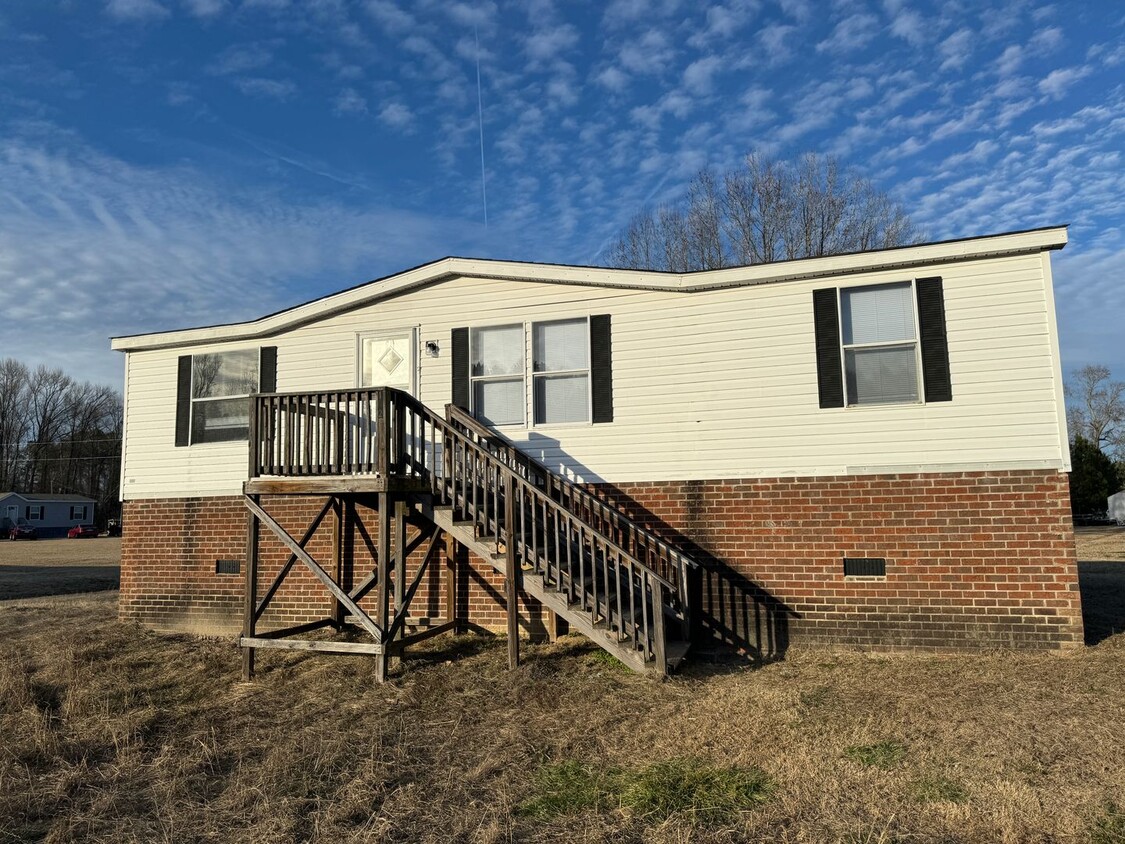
[1066,364,1125,515]
[0,359,122,526]
[602,151,924,271]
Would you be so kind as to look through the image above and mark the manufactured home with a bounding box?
[111,226,1083,677]
[1,492,95,538]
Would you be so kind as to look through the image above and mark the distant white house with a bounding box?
[0,492,95,538]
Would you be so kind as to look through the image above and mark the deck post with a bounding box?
[375,491,391,683]
[330,496,344,629]
[393,498,408,658]
[444,532,459,633]
[505,472,520,670]
[241,494,261,681]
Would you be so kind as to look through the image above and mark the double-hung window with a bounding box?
[839,282,919,406]
[470,324,526,427]
[69,505,87,520]
[27,505,43,521]
[533,318,590,424]
[468,318,594,427]
[190,349,259,443]
[455,315,612,427]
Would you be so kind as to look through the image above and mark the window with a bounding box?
[533,318,590,424]
[839,282,919,406]
[470,324,525,426]
[27,505,43,520]
[191,349,259,443]
[454,315,612,426]
[69,505,87,520]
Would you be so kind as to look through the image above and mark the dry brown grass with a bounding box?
[0,538,120,600]
[2,591,1125,843]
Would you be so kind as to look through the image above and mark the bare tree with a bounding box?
[1066,364,1125,457]
[0,357,122,525]
[603,151,924,271]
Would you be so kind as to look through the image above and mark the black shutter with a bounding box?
[24,506,29,520]
[259,346,277,393]
[916,277,952,402]
[590,314,613,423]
[813,289,844,408]
[175,355,192,447]
[451,327,469,410]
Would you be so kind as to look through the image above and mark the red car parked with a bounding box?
[8,524,37,540]
[67,524,99,539]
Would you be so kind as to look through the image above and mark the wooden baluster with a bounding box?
[652,579,667,672]
[504,470,519,670]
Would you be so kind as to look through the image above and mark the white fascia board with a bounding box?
[110,226,1068,352]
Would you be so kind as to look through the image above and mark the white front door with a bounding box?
[359,328,417,395]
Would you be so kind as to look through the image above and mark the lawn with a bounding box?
[2,533,1125,842]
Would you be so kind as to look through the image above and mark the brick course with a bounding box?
[120,468,1083,651]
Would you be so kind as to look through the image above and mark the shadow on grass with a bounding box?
[0,565,120,600]
[1078,561,1125,645]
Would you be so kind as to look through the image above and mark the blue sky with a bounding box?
[1,0,1123,389]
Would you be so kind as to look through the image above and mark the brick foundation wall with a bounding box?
[598,469,1083,652]
[120,468,1083,651]
[120,496,546,636]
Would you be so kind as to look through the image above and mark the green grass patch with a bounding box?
[517,757,774,824]
[843,741,908,769]
[1091,802,1125,844]
[585,648,627,670]
[912,775,968,804]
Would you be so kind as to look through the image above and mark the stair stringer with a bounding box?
[430,505,679,674]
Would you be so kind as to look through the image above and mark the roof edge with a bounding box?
[111,225,1068,352]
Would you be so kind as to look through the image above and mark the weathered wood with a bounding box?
[444,532,458,633]
[393,499,407,638]
[652,579,667,676]
[505,472,520,670]
[241,637,384,655]
[241,496,261,681]
[254,497,334,622]
[331,496,344,628]
[387,530,443,642]
[395,619,457,648]
[375,491,391,683]
[243,495,384,645]
[244,477,431,495]
[257,618,334,639]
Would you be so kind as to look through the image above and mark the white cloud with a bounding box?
[939,28,972,71]
[364,0,415,33]
[105,0,169,20]
[525,23,579,63]
[334,87,367,115]
[996,44,1023,76]
[1030,25,1063,51]
[234,77,297,99]
[682,55,722,96]
[378,101,414,130]
[595,65,629,92]
[616,29,674,75]
[816,13,879,54]
[887,7,926,46]
[207,42,275,76]
[0,135,476,386]
[182,0,226,16]
[757,23,795,65]
[1039,65,1093,99]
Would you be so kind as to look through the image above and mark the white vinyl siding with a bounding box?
[119,251,1069,499]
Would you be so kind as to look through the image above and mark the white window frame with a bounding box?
[70,505,87,521]
[838,280,924,408]
[470,323,527,428]
[532,316,592,427]
[190,349,260,444]
[468,317,594,429]
[28,505,43,520]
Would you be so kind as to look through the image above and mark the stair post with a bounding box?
[505,470,520,669]
[651,578,667,676]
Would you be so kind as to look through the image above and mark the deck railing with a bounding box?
[248,386,693,668]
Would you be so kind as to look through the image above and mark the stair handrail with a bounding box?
[444,403,697,600]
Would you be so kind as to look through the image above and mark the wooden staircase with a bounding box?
[241,387,697,677]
